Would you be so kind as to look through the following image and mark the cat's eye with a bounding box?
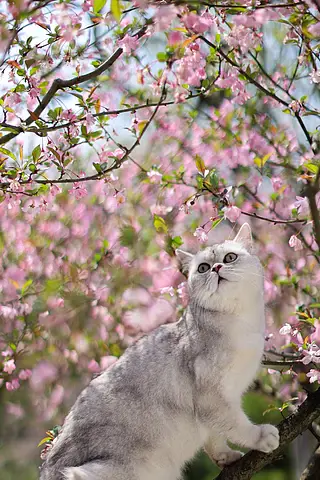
[224,253,238,263]
[198,263,210,273]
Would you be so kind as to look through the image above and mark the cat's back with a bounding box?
[40,320,198,480]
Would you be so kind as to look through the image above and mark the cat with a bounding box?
[39,223,279,480]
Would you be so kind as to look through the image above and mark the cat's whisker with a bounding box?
[225,271,260,289]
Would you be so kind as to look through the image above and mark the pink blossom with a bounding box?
[176,48,206,87]
[194,227,208,243]
[224,206,241,223]
[6,402,24,418]
[160,286,175,297]
[293,196,309,216]
[307,369,320,384]
[4,92,21,108]
[154,5,179,31]
[147,169,162,183]
[19,369,32,380]
[29,87,40,99]
[118,35,139,54]
[84,113,95,130]
[69,182,88,200]
[100,356,118,370]
[114,190,126,205]
[310,69,320,84]
[301,347,320,365]
[88,359,100,373]
[82,0,92,12]
[61,109,77,122]
[6,379,20,391]
[30,362,57,391]
[3,359,16,374]
[2,347,13,357]
[227,25,262,53]
[289,100,304,113]
[168,31,184,45]
[289,235,303,251]
[183,12,213,33]
[47,297,65,309]
[308,22,320,37]
[279,323,292,335]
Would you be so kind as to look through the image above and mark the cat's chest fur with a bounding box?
[221,314,265,401]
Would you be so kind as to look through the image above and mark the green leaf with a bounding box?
[0,147,16,161]
[32,145,41,162]
[254,152,271,168]
[93,162,102,174]
[93,0,106,13]
[195,154,205,174]
[111,0,121,22]
[304,163,318,174]
[21,279,33,296]
[171,236,183,249]
[38,437,52,447]
[157,52,168,62]
[154,215,168,234]
[209,170,219,188]
[211,217,222,229]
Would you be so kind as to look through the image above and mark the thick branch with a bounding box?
[300,445,320,480]
[215,388,320,480]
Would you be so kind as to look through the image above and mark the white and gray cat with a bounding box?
[39,223,279,480]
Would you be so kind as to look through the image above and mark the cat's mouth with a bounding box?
[218,276,226,285]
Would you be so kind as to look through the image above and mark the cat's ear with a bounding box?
[234,223,253,252]
[176,249,193,275]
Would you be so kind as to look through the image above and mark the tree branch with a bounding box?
[215,387,320,480]
[0,82,166,190]
[0,27,147,146]
[168,1,303,9]
[300,445,320,480]
[306,187,320,252]
[2,93,201,136]
[200,36,314,149]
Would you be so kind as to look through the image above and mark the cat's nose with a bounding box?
[212,264,223,273]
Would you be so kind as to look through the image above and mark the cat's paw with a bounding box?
[215,450,243,468]
[256,424,279,453]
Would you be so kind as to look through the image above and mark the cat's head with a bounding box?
[176,223,263,313]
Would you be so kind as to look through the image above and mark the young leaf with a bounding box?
[195,155,205,174]
[111,0,121,22]
[93,0,107,13]
[154,215,168,234]
[0,147,16,161]
[32,145,42,162]
[38,436,52,447]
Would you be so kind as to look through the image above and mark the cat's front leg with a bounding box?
[223,407,279,453]
[204,436,243,469]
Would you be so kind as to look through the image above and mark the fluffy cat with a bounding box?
[39,223,279,480]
